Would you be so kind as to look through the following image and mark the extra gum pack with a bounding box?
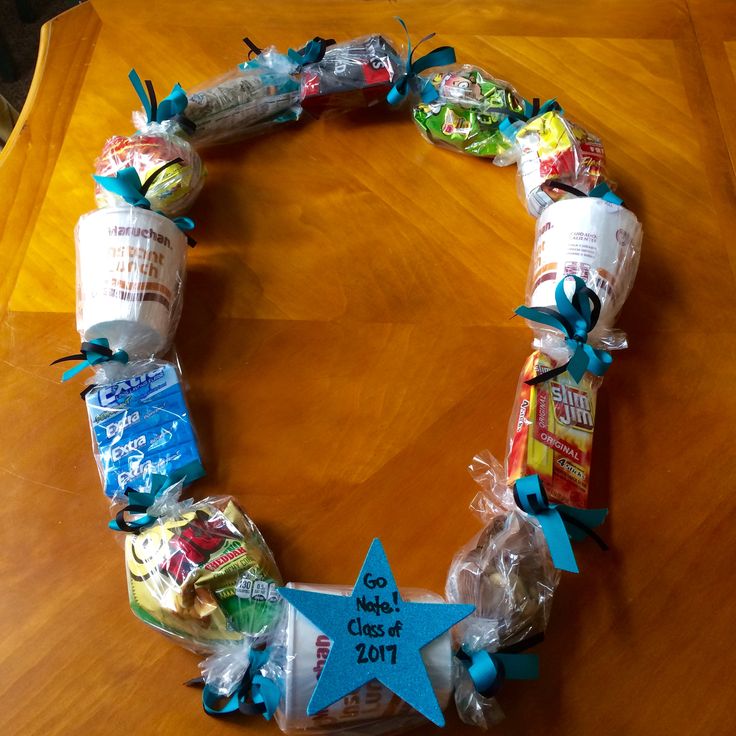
[505,350,601,508]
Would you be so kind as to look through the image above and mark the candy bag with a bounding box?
[510,110,612,216]
[97,72,205,217]
[120,487,283,652]
[85,358,204,499]
[446,452,558,727]
[412,65,524,158]
[94,128,205,217]
[446,452,558,650]
[506,350,602,508]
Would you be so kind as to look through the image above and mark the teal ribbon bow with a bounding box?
[514,275,613,385]
[51,338,128,382]
[459,649,538,697]
[129,68,189,125]
[547,179,623,206]
[387,18,456,105]
[93,164,197,245]
[108,475,171,533]
[498,98,563,141]
[93,158,187,210]
[287,36,335,67]
[190,648,280,720]
[514,475,608,574]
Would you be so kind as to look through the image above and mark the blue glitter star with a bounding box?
[278,539,474,726]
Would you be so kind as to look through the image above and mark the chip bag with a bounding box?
[122,489,282,652]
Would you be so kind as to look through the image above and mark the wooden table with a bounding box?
[1,1,735,733]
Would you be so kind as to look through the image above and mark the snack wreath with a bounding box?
[54,17,640,736]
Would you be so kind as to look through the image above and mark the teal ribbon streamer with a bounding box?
[386,17,456,105]
[108,475,171,533]
[461,649,538,697]
[93,164,197,243]
[589,182,623,206]
[514,275,613,385]
[547,179,623,207]
[93,167,152,209]
[514,475,608,574]
[51,338,129,382]
[197,648,279,719]
[129,68,188,124]
[287,36,335,67]
[499,98,563,141]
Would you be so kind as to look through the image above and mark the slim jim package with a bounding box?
[506,351,601,508]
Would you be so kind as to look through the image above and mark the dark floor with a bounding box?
[0,0,84,112]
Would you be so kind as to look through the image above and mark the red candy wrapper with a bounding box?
[506,351,601,508]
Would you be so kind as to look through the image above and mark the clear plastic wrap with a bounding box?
[75,205,188,358]
[178,49,301,148]
[253,585,454,735]
[506,110,613,216]
[446,452,558,727]
[447,452,558,653]
[526,198,642,339]
[124,493,283,653]
[505,350,603,508]
[94,123,205,217]
[300,35,402,114]
[85,358,204,499]
[412,65,524,158]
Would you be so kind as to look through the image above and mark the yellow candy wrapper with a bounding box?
[126,496,282,652]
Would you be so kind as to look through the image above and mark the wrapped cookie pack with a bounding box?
[113,482,283,652]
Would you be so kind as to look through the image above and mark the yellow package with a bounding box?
[126,496,282,651]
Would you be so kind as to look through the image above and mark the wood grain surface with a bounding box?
[1,1,735,734]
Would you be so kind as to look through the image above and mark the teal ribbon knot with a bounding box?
[460,649,538,698]
[547,179,623,206]
[93,164,197,244]
[514,475,608,574]
[190,648,280,720]
[108,475,171,533]
[514,275,613,385]
[387,17,456,105]
[287,36,335,67]
[51,338,128,382]
[129,68,189,125]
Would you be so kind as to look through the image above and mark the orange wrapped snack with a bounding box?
[506,351,601,508]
